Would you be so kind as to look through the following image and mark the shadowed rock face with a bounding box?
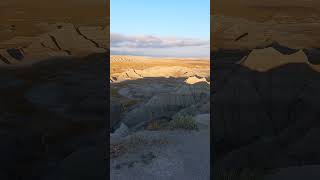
[0,1,109,179]
[110,100,124,131]
[0,53,107,179]
[213,47,320,170]
[111,78,210,130]
[7,48,24,60]
[304,48,320,65]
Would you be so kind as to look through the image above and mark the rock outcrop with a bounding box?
[111,66,206,83]
[240,47,308,72]
[0,53,107,179]
[184,76,209,84]
[121,82,210,129]
[0,23,108,67]
[212,4,320,50]
[213,46,320,170]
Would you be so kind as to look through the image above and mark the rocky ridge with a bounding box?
[240,47,320,72]
[212,14,320,50]
[111,66,209,83]
[0,23,108,67]
[213,44,320,178]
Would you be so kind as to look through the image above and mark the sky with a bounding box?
[111,0,210,58]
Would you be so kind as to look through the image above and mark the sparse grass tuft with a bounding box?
[110,135,168,158]
[168,115,198,130]
[110,87,120,97]
[146,121,161,130]
[122,99,140,111]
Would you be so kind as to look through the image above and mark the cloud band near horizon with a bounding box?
[110,33,210,58]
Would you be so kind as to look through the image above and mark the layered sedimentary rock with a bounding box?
[184,76,209,84]
[122,82,210,128]
[111,66,205,83]
[0,23,108,67]
[213,47,320,169]
[240,47,308,71]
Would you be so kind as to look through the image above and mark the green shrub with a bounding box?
[168,115,198,130]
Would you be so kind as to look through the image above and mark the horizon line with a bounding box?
[110,54,210,60]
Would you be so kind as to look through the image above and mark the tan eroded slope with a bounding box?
[240,47,320,72]
[212,0,320,50]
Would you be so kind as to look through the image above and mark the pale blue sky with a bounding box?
[111,0,210,58]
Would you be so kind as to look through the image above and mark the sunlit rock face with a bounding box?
[0,23,108,67]
[211,0,320,50]
[0,0,108,67]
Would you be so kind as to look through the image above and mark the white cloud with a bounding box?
[110,33,209,58]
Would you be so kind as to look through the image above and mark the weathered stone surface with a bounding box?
[214,47,320,170]
[0,53,107,179]
[122,83,209,129]
[0,24,107,67]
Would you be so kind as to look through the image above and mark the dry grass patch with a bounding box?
[110,135,169,158]
[122,99,140,111]
[168,115,198,130]
[146,121,161,131]
[145,115,199,131]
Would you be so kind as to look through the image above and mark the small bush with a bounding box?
[168,115,198,130]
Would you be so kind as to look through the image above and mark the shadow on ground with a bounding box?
[0,53,107,180]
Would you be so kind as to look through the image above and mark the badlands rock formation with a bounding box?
[212,0,320,50]
[111,66,199,82]
[0,1,108,179]
[213,46,320,178]
[0,54,107,179]
[110,57,210,180]
[0,23,108,67]
[212,15,320,50]
[213,1,320,176]
[184,76,209,84]
[110,56,210,130]
[122,81,210,128]
[240,47,311,71]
